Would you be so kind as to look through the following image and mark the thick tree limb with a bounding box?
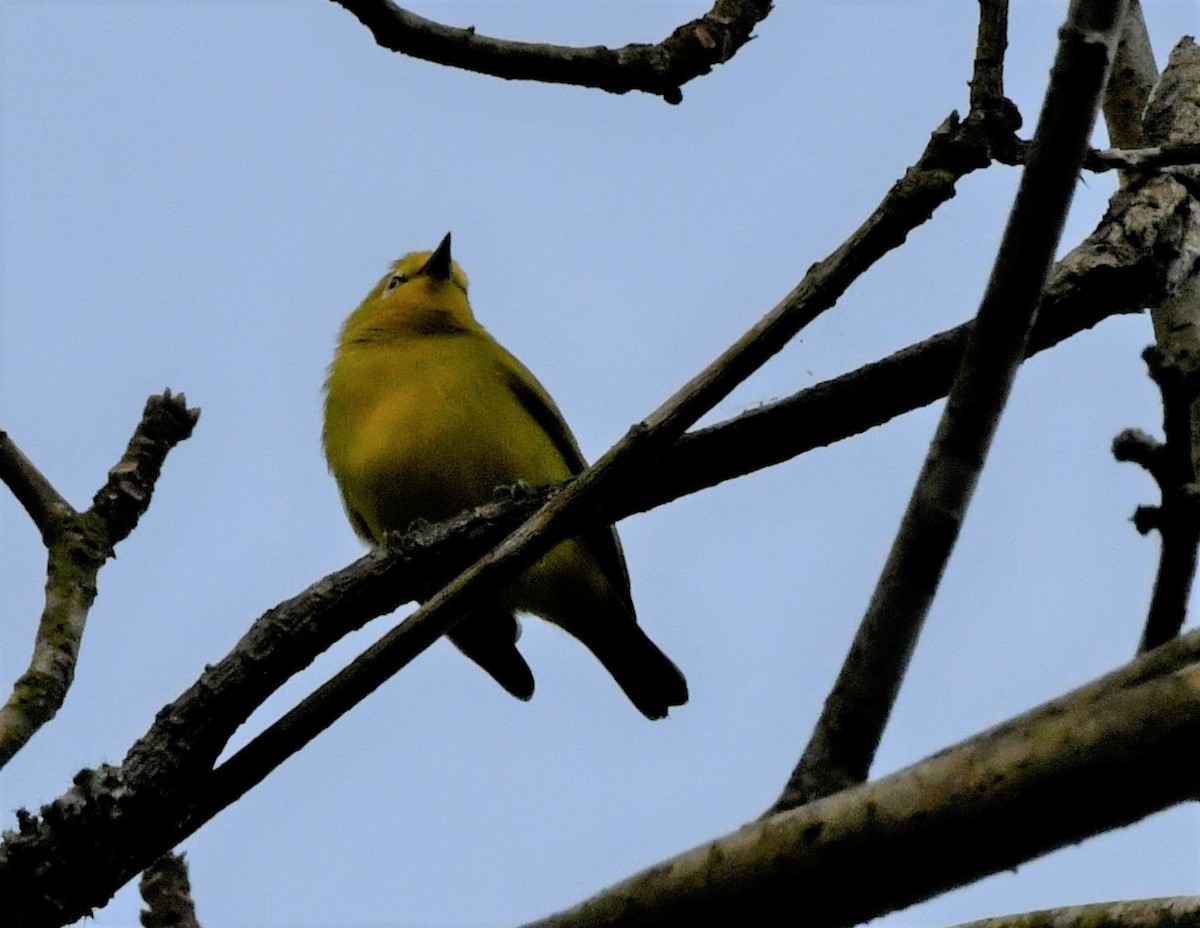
[0,392,199,769]
[518,633,1200,928]
[331,1,773,104]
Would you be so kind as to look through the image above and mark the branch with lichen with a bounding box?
[0,391,199,769]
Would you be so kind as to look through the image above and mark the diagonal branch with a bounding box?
[946,897,1200,928]
[642,156,1200,512]
[519,631,1200,928]
[0,392,199,769]
[331,0,773,104]
[768,0,1132,813]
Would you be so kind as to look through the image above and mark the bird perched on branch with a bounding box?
[322,234,687,719]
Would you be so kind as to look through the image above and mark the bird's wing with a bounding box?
[493,342,636,613]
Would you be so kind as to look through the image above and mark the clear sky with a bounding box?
[2,2,1197,926]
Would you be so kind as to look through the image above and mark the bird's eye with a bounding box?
[385,274,407,292]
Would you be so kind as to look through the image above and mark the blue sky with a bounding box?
[2,2,1197,926]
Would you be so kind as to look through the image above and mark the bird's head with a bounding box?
[342,233,474,341]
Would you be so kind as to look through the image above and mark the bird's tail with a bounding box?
[576,621,688,720]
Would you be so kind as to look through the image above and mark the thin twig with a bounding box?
[332,0,773,104]
[769,0,1131,813]
[0,392,199,769]
[1115,349,1200,652]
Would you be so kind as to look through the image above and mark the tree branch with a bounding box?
[768,0,1131,812]
[331,0,773,104]
[948,897,1200,928]
[0,431,73,541]
[1114,350,1200,652]
[635,18,1193,516]
[2,84,1191,911]
[519,632,1200,928]
[1085,141,1200,172]
[0,392,199,769]
[1103,0,1156,151]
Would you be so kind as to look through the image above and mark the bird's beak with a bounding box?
[420,233,453,281]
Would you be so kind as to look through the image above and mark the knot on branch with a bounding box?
[1116,347,1200,520]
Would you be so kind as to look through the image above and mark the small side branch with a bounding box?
[139,852,201,928]
[968,0,1009,117]
[1085,141,1200,172]
[0,391,199,769]
[331,0,773,104]
[1115,349,1200,651]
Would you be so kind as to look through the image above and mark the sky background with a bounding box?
[2,2,1198,926]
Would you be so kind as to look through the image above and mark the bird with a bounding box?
[322,233,687,719]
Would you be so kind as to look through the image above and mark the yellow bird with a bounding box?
[322,234,687,719]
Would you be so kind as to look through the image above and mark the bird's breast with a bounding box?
[324,335,571,540]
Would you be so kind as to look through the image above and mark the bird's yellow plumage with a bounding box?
[323,234,687,719]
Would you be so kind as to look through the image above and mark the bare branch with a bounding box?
[640,42,1200,516]
[769,0,1131,812]
[949,897,1200,928]
[519,638,1200,928]
[331,0,773,104]
[0,392,199,769]
[1117,349,1200,652]
[8,599,1200,928]
[969,0,1009,115]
